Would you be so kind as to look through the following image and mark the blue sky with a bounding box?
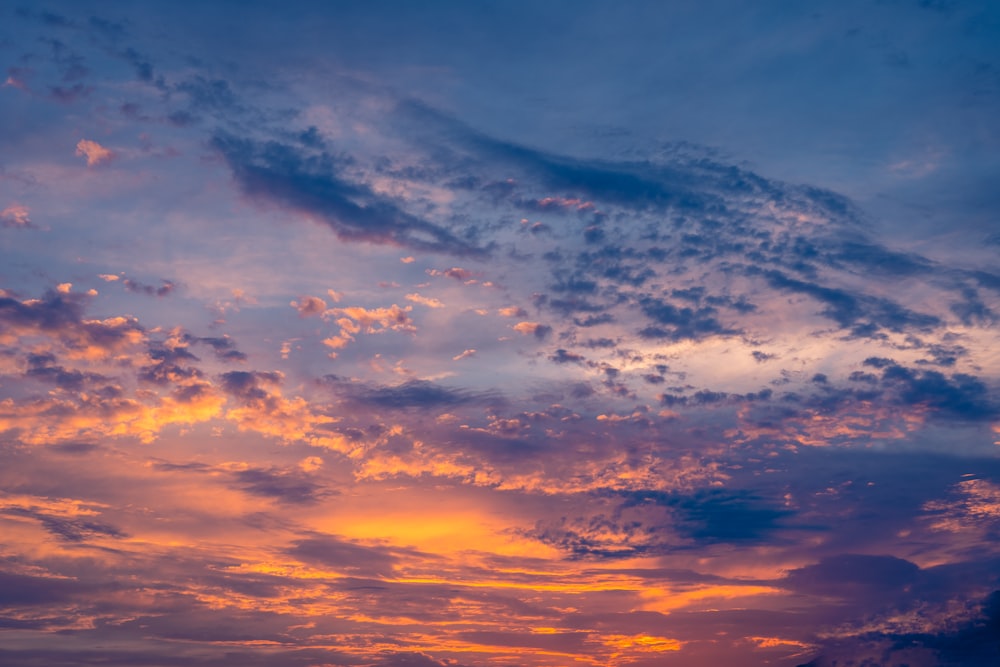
[1,2,999,666]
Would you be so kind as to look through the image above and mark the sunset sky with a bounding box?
[2,2,1000,666]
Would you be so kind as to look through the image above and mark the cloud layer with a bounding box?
[1,2,998,666]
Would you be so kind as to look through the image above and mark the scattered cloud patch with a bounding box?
[74,139,114,166]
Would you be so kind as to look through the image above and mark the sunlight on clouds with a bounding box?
[405,292,445,308]
[748,636,814,650]
[75,139,114,167]
[638,584,785,613]
[603,633,682,653]
[225,394,348,452]
[1,204,32,228]
[923,478,1000,534]
[2,5,999,665]
[0,387,225,445]
[321,304,415,356]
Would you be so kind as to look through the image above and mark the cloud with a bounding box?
[2,10,999,666]
[862,358,998,422]
[123,278,175,297]
[211,134,486,255]
[798,589,1000,667]
[549,349,585,364]
[189,335,246,362]
[427,267,474,281]
[219,370,347,451]
[783,554,921,598]
[333,378,497,410]
[219,370,284,404]
[231,466,327,504]
[1,204,33,228]
[321,304,416,356]
[759,269,941,337]
[290,295,327,317]
[74,139,114,167]
[512,321,551,338]
[0,289,144,359]
[405,293,445,308]
[638,296,738,341]
[288,534,405,578]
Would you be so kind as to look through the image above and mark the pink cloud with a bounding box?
[290,295,328,317]
[405,293,445,308]
[75,139,115,167]
[536,196,595,211]
[427,267,474,281]
[0,204,32,228]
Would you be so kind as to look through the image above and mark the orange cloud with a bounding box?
[0,382,225,445]
[405,293,444,308]
[512,321,550,338]
[1,204,32,228]
[603,633,682,653]
[322,304,415,357]
[75,139,114,167]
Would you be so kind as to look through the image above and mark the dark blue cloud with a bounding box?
[0,289,144,352]
[637,488,792,544]
[0,571,87,606]
[219,370,283,404]
[549,349,585,364]
[525,487,794,559]
[332,378,499,410]
[637,295,738,341]
[784,554,920,598]
[760,268,941,336]
[212,133,487,256]
[122,277,175,297]
[879,363,997,421]
[797,589,1000,667]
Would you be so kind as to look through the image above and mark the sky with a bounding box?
[1,1,999,666]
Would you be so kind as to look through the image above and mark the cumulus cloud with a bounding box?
[1,204,33,228]
[512,321,551,339]
[405,293,444,308]
[74,139,114,166]
[290,295,327,317]
[321,304,415,356]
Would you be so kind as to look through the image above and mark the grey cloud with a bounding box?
[797,589,1000,667]
[0,507,125,543]
[760,269,941,337]
[783,554,921,598]
[231,467,327,505]
[332,378,500,410]
[289,534,406,578]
